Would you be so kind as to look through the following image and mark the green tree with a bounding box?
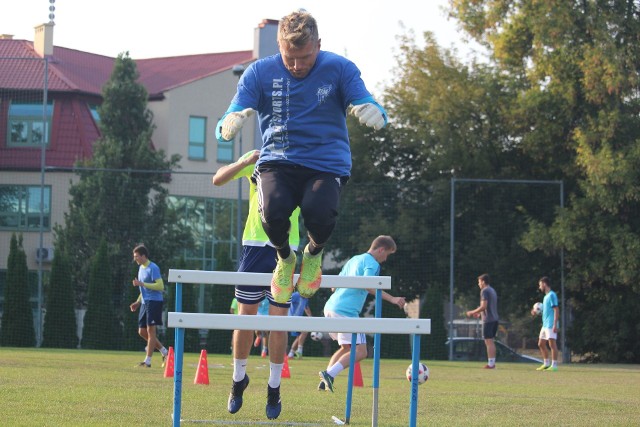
[82,240,119,349]
[0,234,35,347]
[121,260,141,351]
[441,1,640,361]
[340,30,552,357]
[55,52,191,332]
[205,247,236,354]
[165,257,201,353]
[42,249,77,348]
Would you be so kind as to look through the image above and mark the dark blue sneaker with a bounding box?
[228,375,249,414]
[266,385,282,419]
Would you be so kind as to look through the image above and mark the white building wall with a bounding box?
[148,68,255,200]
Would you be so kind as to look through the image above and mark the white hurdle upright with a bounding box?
[167,269,430,427]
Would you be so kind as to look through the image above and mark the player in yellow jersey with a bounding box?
[213,150,300,420]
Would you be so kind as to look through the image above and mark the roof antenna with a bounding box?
[49,0,56,24]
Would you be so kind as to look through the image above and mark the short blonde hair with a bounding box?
[278,10,319,48]
[370,235,396,252]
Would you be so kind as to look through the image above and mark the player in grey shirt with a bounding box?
[466,273,499,369]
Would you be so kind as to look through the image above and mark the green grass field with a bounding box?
[1,347,639,426]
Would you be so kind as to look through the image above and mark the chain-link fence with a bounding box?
[1,56,563,361]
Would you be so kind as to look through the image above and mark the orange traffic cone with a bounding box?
[281,355,291,379]
[194,349,209,385]
[353,361,363,387]
[163,346,174,378]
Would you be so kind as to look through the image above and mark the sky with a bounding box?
[1,0,477,94]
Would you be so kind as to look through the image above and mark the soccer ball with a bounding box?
[310,331,324,341]
[405,362,429,384]
[532,302,542,316]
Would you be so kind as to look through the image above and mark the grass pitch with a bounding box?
[0,347,638,426]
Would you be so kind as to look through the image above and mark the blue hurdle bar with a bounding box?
[172,283,184,427]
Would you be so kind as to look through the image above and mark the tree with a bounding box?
[339,30,552,357]
[165,257,201,353]
[204,247,236,354]
[82,239,119,349]
[0,234,35,347]
[55,52,192,332]
[445,1,640,361]
[121,260,143,351]
[42,249,77,348]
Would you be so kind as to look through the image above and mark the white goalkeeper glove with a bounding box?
[220,108,255,140]
[350,103,386,130]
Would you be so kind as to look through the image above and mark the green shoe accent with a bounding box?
[319,370,334,392]
[296,247,323,298]
[544,365,558,372]
[271,252,296,303]
[536,364,549,371]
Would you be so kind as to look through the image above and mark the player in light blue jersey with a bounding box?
[216,10,389,313]
[318,236,406,392]
[129,244,169,368]
[532,276,560,371]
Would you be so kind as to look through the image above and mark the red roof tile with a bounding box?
[1,40,254,169]
[0,39,254,96]
[137,51,254,96]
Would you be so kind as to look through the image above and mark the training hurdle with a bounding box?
[167,269,430,427]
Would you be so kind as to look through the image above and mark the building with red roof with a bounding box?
[0,20,278,272]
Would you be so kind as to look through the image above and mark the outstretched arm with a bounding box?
[367,289,406,309]
[212,150,259,186]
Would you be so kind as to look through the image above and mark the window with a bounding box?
[216,116,234,163]
[217,139,234,163]
[0,185,51,230]
[167,195,239,269]
[8,101,53,147]
[89,104,101,123]
[188,116,206,160]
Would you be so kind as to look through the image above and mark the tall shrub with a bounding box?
[42,249,77,348]
[0,234,35,347]
[82,240,119,349]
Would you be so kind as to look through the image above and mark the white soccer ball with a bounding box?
[310,331,324,341]
[532,302,543,316]
[406,362,429,384]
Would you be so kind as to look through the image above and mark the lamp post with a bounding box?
[232,64,245,269]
